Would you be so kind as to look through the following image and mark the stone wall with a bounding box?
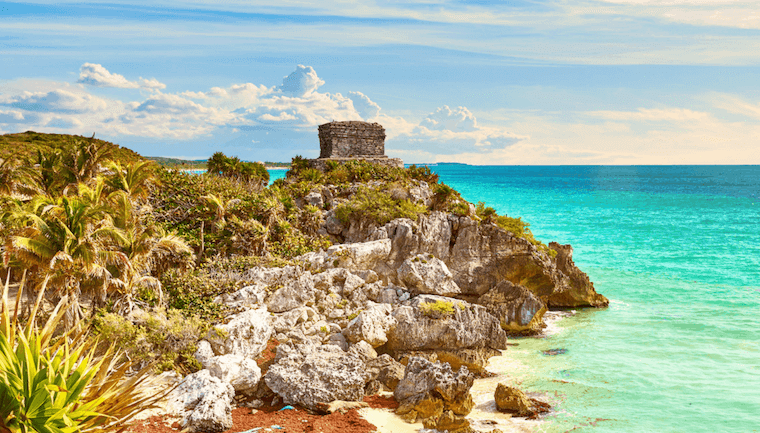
[318,121,386,158]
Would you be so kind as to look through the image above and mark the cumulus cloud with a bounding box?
[385,106,526,155]
[0,63,530,160]
[278,65,325,97]
[0,89,109,114]
[419,105,477,132]
[0,110,27,124]
[78,63,166,90]
[347,91,381,119]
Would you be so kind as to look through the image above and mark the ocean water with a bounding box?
[430,165,760,433]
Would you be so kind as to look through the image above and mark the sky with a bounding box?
[2,1,760,164]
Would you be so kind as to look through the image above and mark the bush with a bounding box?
[334,187,427,226]
[93,308,206,373]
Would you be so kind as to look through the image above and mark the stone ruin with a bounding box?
[310,121,403,170]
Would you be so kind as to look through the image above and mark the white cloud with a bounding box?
[347,91,381,120]
[78,63,166,90]
[0,110,27,124]
[419,105,477,132]
[0,89,109,114]
[278,65,325,97]
[385,106,526,156]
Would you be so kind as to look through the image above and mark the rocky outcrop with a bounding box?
[394,357,475,433]
[494,383,550,419]
[339,208,607,308]
[477,280,547,334]
[397,253,460,296]
[164,369,235,432]
[383,295,506,373]
[547,242,609,307]
[264,342,368,411]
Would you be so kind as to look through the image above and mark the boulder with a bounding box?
[264,342,368,411]
[477,280,547,334]
[347,340,377,362]
[385,295,507,353]
[205,354,262,393]
[164,369,234,433]
[494,383,550,419]
[396,347,501,376]
[397,253,460,296]
[394,357,474,432]
[365,354,405,391]
[267,273,315,313]
[343,303,396,347]
[208,307,273,359]
[213,283,267,310]
[326,239,392,271]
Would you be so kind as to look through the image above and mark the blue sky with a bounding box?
[2,0,760,164]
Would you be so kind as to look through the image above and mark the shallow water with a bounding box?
[433,165,760,433]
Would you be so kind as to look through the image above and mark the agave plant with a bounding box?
[0,272,167,433]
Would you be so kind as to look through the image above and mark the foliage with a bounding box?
[207,151,269,184]
[0,131,142,167]
[474,202,556,256]
[0,275,165,433]
[152,168,329,260]
[93,308,205,373]
[334,186,428,226]
[420,299,457,317]
[287,158,439,186]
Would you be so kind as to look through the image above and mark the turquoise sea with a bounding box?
[422,165,760,433]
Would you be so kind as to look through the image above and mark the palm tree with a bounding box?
[107,192,193,312]
[0,154,40,197]
[60,136,114,186]
[8,195,119,326]
[105,160,158,201]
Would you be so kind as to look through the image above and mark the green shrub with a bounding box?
[420,300,457,317]
[334,187,427,226]
[93,308,205,373]
[0,278,165,433]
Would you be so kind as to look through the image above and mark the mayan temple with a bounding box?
[310,121,403,169]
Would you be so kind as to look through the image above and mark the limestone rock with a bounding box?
[394,357,475,431]
[385,295,507,353]
[264,342,368,411]
[194,340,214,368]
[304,190,324,208]
[205,354,262,393]
[164,369,234,433]
[477,280,547,334]
[397,253,460,296]
[547,242,609,307]
[326,239,392,271]
[347,340,377,362]
[494,383,550,419]
[343,303,396,347]
[267,273,315,313]
[365,354,405,391]
[214,283,267,310]
[396,347,501,376]
[208,307,273,359]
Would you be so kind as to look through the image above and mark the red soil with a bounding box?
[126,340,398,433]
[126,395,398,433]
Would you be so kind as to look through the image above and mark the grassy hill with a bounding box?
[0,131,144,164]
